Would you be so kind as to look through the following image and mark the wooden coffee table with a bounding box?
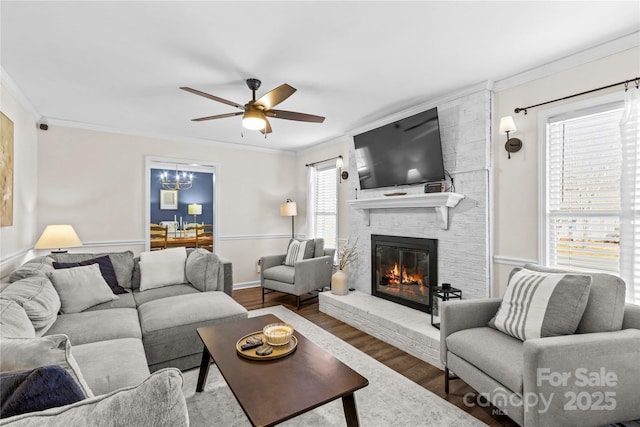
[196,314,369,427]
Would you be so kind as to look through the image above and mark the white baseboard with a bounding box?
[233,281,260,290]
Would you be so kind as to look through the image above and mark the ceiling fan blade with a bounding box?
[180,87,244,110]
[192,112,243,122]
[265,109,325,123]
[255,84,296,110]
[260,117,273,135]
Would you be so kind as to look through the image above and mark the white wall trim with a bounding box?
[493,255,538,266]
[0,248,34,270]
[82,240,146,248]
[493,32,640,93]
[1,67,42,121]
[219,233,293,241]
[45,117,296,156]
[347,83,492,138]
[233,280,260,290]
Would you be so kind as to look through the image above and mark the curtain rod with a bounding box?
[305,155,343,167]
[514,76,640,115]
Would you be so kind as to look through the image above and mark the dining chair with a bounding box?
[195,224,214,252]
[150,224,168,250]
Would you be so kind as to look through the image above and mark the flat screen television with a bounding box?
[354,107,445,190]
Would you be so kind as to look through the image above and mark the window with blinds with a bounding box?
[545,104,624,273]
[312,163,338,251]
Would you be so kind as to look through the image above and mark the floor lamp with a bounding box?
[280,199,297,239]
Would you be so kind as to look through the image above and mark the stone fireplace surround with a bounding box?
[319,89,491,368]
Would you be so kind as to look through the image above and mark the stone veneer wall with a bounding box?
[347,89,492,299]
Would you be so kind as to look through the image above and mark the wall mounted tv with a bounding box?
[354,107,445,190]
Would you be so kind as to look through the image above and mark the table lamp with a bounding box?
[188,203,202,225]
[34,224,83,253]
[280,199,297,238]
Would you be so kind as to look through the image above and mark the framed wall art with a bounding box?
[1,112,14,227]
[160,189,178,210]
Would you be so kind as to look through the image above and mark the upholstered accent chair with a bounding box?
[260,238,335,310]
[440,264,640,427]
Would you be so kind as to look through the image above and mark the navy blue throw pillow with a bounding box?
[53,255,128,294]
[0,365,85,418]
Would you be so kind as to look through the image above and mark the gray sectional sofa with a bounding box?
[0,249,248,425]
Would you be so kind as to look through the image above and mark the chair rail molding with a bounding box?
[347,192,465,230]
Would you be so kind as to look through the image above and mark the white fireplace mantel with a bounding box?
[347,192,465,230]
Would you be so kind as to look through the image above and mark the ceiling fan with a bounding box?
[180,78,325,135]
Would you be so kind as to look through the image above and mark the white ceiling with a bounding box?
[2,1,639,151]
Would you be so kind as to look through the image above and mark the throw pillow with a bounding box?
[51,251,135,289]
[49,264,118,314]
[0,299,36,339]
[489,267,591,341]
[185,249,221,292]
[139,247,187,291]
[8,256,55,283]
[53,255,127,294]
[0,366,85,418]
[283,239,308,266]
[0,276,61,336]
[0,368,187,426]
[0,335,93,398]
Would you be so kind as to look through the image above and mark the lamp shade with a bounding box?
[280,200,297,217]
[242,107,266,130]
[188,203,202,215]
[34,225,82,250]
[336,156,344,169]
[499,116,517,134]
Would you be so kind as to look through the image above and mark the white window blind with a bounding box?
[311,163,338,251]
[545,105,624,274]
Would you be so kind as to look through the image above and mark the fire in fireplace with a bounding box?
[371,235,437,313]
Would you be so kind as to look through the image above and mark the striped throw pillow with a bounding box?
[489,267,591,341]
[284,240,308,266]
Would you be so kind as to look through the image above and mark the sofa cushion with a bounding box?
[0,299,35,338]
[447,327,524,394]
[82,292,137,312]
[138,292,247,366]
[489,267,591,341]
[53,255,127,294]
[185,249,220,292]
[524,264,627,333]
[0,277,60,336]
[262,265,295,284]
[313,238,325,258]
[0,366,86,419]
[139,247,187,291]
[0,368,187,427]
[45,308,142,346]
[0,335,93,398]
[72,338,150,396]
[8,257,55,283]
[49,264,118,314]
[132,284,199,307]
[51,251,135,289]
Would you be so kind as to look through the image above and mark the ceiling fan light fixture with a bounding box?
[242,108,266,130]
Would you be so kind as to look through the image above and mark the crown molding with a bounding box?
[0,67,42,121]
[45,117,296,156]
[493,31,640,92]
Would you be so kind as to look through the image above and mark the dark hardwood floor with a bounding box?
[233,287,519,427]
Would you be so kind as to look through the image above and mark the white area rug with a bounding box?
[182,305,486,426]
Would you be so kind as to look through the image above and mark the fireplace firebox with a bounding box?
[371,235,437,313]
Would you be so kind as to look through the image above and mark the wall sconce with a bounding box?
[336,155,349,183]
[499,116,523,159]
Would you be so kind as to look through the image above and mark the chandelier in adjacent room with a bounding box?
[161,165,193,191]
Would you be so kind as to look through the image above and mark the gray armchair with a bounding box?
[440,264,640,427]
[260,238,335,310]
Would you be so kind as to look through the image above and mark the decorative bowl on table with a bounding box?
[262,323,294,346]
